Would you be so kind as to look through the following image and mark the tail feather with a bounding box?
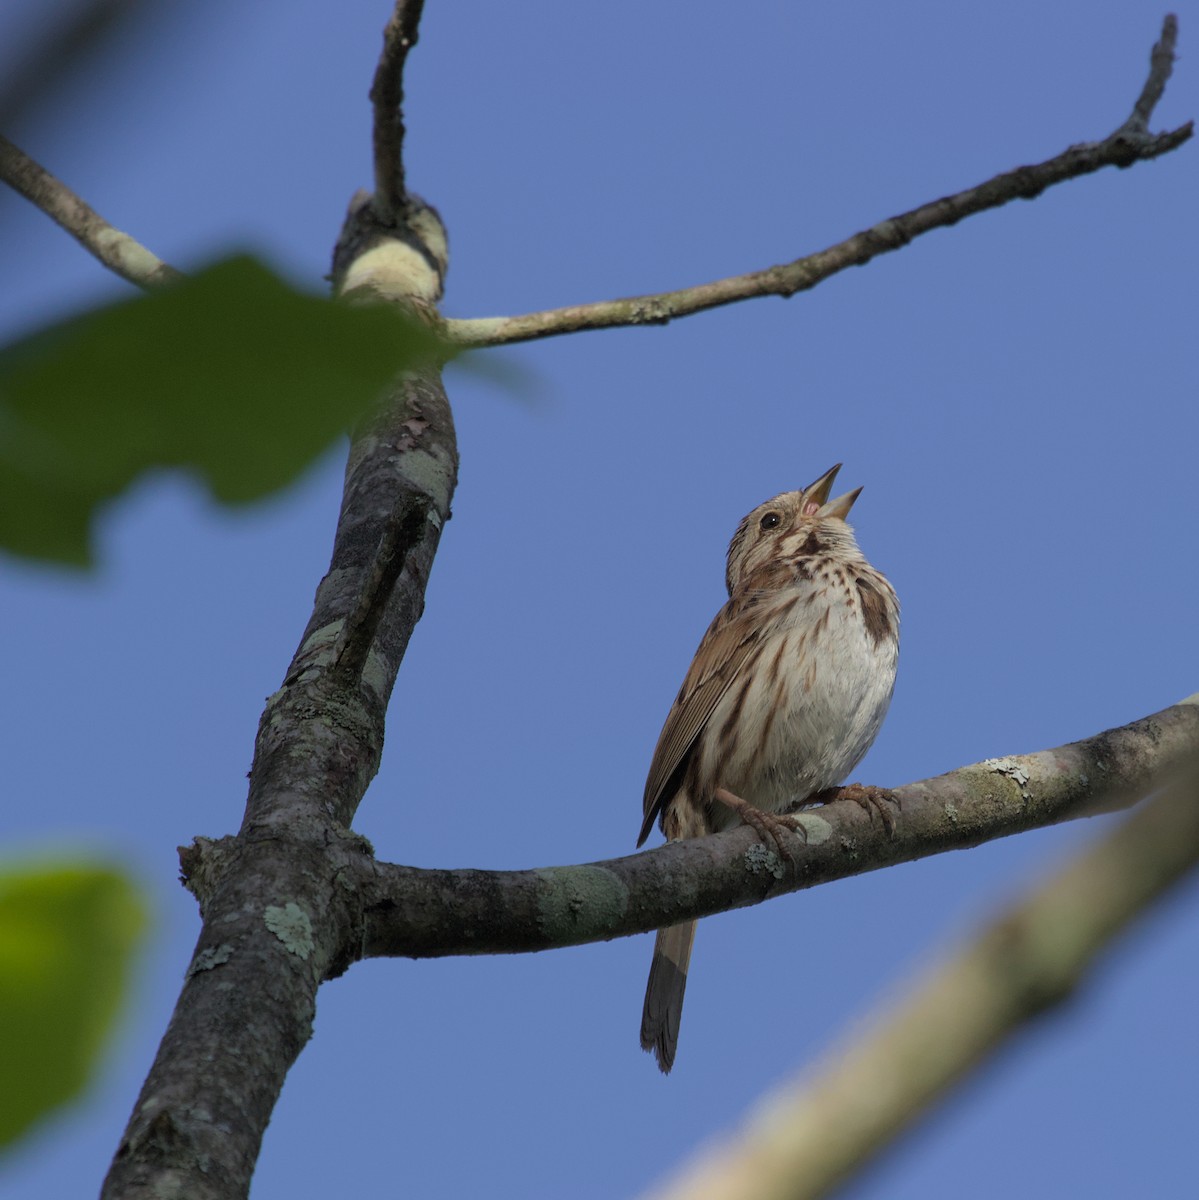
[640,921,696,1073]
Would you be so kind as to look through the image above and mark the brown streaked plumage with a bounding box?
[637,464,899,1072]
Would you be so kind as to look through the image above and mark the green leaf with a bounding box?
[0,255,446,565]
[0,863,147,1151]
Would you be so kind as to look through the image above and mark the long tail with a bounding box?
[640,920,696,1073]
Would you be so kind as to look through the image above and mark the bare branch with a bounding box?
[444,16,1191,350]
[1125,12,1179,132]
[357,696,1199,958]
[0,134,181,290]
[641,761,1199,1200]
[369,0,427,223]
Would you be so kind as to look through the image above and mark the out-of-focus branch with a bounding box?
[0,0,147,130]
[642,759,1199,1200]
[444,15,1190,350]
[369,0,427,223]
[0,134,180,290]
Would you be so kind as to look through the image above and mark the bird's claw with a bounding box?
[837,783,900,836]
[713,787,805,861]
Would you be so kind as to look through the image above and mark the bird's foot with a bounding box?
[830,783,900,835]
[713,787,804,860]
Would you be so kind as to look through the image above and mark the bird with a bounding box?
[637,463,899,1073]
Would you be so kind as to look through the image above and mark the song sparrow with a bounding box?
[638,464,899,1073]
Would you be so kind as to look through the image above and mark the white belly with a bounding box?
[700,585,898,827]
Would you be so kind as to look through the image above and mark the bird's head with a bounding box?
[725,463,863,594]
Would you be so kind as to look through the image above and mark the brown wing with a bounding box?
[637,595,764,846]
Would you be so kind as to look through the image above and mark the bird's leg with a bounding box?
[812,783,900,835]
[712,787,805,860]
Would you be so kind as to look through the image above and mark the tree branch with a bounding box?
[100,209,455,1200]
[443,16,1191,350]
[0,134,181,290]
[354,696,1199,957]
[641,760,1199,1200]
[369,0,427,224]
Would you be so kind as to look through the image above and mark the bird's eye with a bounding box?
[759,512,781,531]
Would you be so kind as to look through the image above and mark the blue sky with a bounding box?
[2,2,1197,1197]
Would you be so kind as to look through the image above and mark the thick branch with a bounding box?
[0,134,181,290]
[100,208,456,1200]
[359,697,1199,958]
[444,16,1190,350]
[369,0,427,223]
[642,764,1199,1200]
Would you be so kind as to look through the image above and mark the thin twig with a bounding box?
[331,492,433,685]
[0,134,181,290]
[443,16,1191,350]
[642,762,1199,1200]
[1126,12,1179,132]
[369,0,427,224]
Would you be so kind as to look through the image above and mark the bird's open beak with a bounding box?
[802,463,861,519]
[821,487,862,519]
[803,463,841,508]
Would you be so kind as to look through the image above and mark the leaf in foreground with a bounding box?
[0,863,147,1151]
[0,255,444,565]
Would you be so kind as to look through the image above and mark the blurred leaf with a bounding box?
[0,255,446,565]
[0,863,147,1151]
